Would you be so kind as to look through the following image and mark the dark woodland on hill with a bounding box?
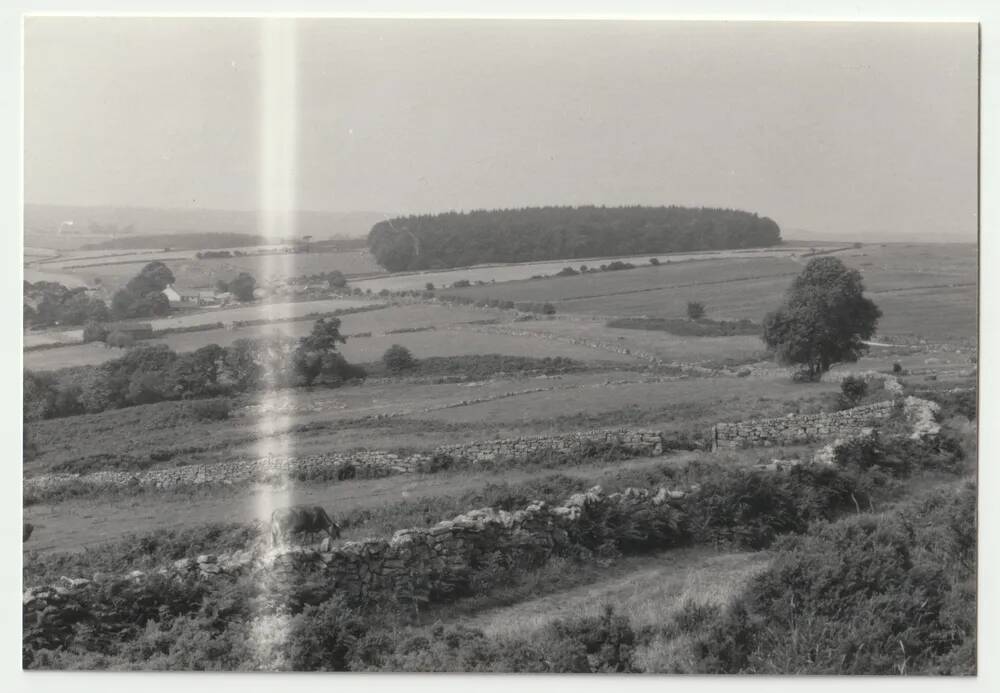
[367,206,782,271]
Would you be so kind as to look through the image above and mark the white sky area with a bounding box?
[24,18,978,241]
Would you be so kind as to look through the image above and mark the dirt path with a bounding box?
[451,547,770,639]
[24,454,696,555]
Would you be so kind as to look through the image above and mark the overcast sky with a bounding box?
[24,18,978,240]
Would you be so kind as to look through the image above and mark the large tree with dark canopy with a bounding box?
[762,257,881,381]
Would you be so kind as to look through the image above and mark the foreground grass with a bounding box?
[452,547,769,640]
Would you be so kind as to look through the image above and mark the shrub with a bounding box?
[127,371,167,405]
[678,484,977,674]
[541,606,639,672]
[82,321,109,343]
[383,344,417,373]
[105,331,135,349]
[839,375,869,408]
[892,361,904,375]
[189,398,232,421]
[924,389,976,421]
[556,266,579,277]
[686,301,706,320]
[424,282,435,291]
[451,279,471,288]
[649,257,660,266]
[284,597,370,671]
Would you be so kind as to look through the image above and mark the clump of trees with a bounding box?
[762,257,881,381]
[368,205,782,271]
[111,261,174,320]
[293,318,360,386]
[288,270,348,289]
[23,318,366,420]
[23,281,109,329]
[216,272,256,302]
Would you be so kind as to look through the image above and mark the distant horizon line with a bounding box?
[22,201,977,244]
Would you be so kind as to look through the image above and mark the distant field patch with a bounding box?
[353,249,804,294]
[27,249,385,292]
[438,256,800,310]
[416,376,840,427]
[438,244,976,342]
[22,303,504,371]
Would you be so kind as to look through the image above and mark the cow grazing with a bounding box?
[270,506,341,546]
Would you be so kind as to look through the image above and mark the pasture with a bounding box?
[439,244,977,342]
[22,239,978,673]
[350,247,808,294]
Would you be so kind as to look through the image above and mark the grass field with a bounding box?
[435,244,976,341]
[350,247,805,294]
[24,315,641,371]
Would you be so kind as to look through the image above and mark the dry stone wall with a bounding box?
[713,395,941,451]
[712,401,896,450]
[24,484,688,610]
[24,428,668,494]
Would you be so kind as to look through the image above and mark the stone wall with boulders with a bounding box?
[712,401,897,450]
[713,395,941,452]
[24,483,689,611]
[23,428,668,495]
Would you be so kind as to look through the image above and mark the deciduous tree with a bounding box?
[763,257,881,381]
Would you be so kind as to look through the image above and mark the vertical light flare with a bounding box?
[252,18,300,668]
[256,18,298,513]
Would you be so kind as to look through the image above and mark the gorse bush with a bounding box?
[675,483,976,674]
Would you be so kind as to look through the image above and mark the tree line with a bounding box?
[24,261,263,331]
[23,317,364,420]
[367,205,782,271]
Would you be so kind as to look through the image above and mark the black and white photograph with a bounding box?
[15,11,984,677]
